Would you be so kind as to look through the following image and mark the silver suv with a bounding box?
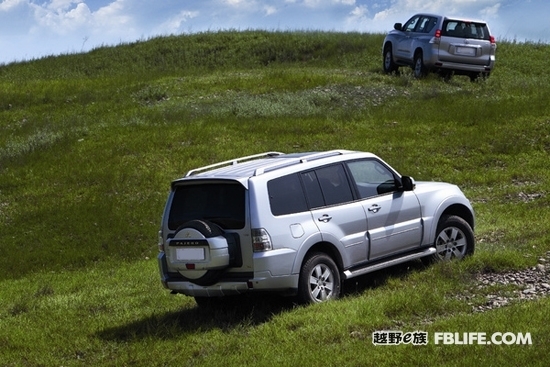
[382,13,496,81]
[157,150,475,305]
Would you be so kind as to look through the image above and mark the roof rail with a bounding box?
[253,150,347,176]
[185,152,284,177]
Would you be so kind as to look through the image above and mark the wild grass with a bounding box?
[0,31,549,366]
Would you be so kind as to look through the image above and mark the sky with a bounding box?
[1,0,549,65]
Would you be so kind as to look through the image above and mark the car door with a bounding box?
[346,159,423,260]
[395,14,421,60]
[302,165,369,266]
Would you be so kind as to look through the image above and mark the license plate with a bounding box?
[176,248,205,261]
[456,46,476,56]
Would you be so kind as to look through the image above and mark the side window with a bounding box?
[443,21,459,36]
[346,160,397,199]
[268,173,308,216]
[315,164,354,206]
[403,16,421,32]
[301,171,325,209]
[418,17,436,33]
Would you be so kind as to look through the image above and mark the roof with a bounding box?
[171,150,370,187]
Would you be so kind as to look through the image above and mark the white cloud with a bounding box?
[372,0,503,24]
[264,5,277,15]
[223,0,257,8]
[302,0,355,8]
[93,0,133,30]
[345,5,368,26]
[0,0,26,11]
[480,3,501,18]
[31,2,92,35]
[24,0,134,38]
[155,10,199,34]
[46,0,82,11]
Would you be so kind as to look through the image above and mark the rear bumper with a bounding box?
[428,54,495,73]
[158,252,299,297]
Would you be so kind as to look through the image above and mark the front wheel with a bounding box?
[383,45,398,74]
[430,215,475,262]
[297,252,341,304]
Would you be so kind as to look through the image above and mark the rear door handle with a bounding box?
[318,214,332,223]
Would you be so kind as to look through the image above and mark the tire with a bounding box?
[297,252,341,304]
[439,70,453,82]
[413,51,427,79]
[383,45,398,74]
[427,215,475,263]
[176,219,224,238]
[174,220,226,286]
[470,72,490,82]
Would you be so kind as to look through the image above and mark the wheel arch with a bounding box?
[292,240,345,276]
[413,46,428,66]
[423,195,475,247]
[441,203,475,231]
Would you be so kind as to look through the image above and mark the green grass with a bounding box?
[1,30,549,366]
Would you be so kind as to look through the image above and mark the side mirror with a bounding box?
[400,176,416,191]
[394,23,403,31]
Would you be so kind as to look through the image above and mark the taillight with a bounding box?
[490,35,496,44]
[252,228,273,252]
[431,29,442,44]
[158,230,164,252]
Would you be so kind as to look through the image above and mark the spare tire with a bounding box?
[169,220,229,286]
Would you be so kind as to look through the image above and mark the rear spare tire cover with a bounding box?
[171,220,229,286]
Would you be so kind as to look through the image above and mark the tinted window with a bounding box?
[418,16,437,33]
[301,171,325,209]
[315,164,354,206]
[442,20,489,40]
[268,174,308,216]
[169,182,245,230]
[347,160,397,198]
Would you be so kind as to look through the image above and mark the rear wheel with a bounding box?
[470,72,490,82]
[413,51,427,78]
[297,252,341,304]
[439,70,453,81]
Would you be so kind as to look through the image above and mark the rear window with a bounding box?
[442,20,490,40]
[168,182,245,230]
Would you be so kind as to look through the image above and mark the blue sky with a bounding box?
[1,0,548,64]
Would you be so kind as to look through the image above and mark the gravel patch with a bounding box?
[459,251,550,312]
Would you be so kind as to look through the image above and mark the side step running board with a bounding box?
[343,247,436,280]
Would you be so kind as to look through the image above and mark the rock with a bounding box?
[465,259,550,313]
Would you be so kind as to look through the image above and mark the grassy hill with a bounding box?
[1,31,549,366]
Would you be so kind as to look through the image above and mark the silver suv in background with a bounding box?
[383,14,496,81]
[158,150,475,306]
